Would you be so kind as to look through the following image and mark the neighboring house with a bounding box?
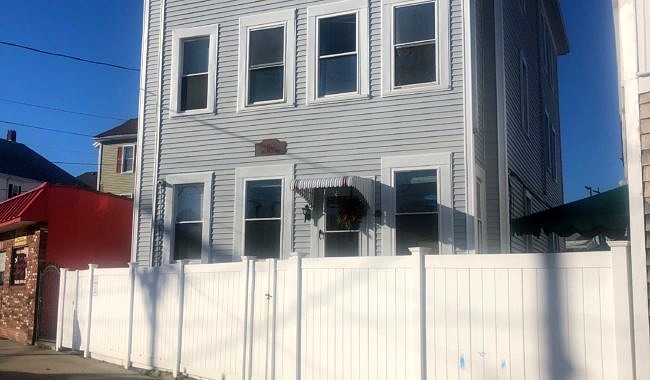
[612,0,650,364]
[133,0,568,265]
[77,171,98,189]
[94,118,138,197]
[0,183,133,344]
[0,130,85,202]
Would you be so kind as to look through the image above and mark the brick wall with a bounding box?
[0,226,44,344]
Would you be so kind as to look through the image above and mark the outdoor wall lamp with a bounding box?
[302,205,312,222]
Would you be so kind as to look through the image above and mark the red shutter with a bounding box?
[116,146,123,173]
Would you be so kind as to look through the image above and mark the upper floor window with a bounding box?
[382,0,450,94]
[539,14,555,90]
[7,184,21,199]
[307,0,369,102]
[238,10,296,110]
[170,25,218,115]
[520,54,529,134]
[116,145,135,174]
[544,111,558,180]
[10,248,26,286]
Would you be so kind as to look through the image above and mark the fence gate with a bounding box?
[245,260,276,380]
[37,265,60,341]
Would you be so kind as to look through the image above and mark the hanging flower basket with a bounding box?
[337,194,368,230]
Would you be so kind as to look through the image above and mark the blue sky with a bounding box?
[0,0,621,203]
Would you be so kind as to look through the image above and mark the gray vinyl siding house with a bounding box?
[132,0,568,265]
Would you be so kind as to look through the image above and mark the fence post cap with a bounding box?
[128,261,139,268]
[88,264,98,269]
[408,247,433,256]
[608,240,630,249]
[289,251,306,258]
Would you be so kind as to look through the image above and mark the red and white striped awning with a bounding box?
[290,176,374,205]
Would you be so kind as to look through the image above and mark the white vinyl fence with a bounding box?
[56,243,640,379]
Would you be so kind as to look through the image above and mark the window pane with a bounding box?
[325,189,363,231]
[181,74,208,111]
[319,14,357,56]
[395,2,435,44]
[176,184,203,222]
[182,37,209,75]
[395,170,438,213]
[11,250,27,285]
[123,146,134,171]
[319,54,357,96]
[249,66,284,103]
[396,214,438,255]
[249,26,284,67]
[246,179,282,219]
[394,43,436,86]
[244,220,281,258]
[0,251,5,285]
[325,231,359,257]
[174,223,202,260]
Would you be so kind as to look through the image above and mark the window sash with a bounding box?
[122,146,135,172]
[391,1,438,88]
[243,178,284,256]
[317,13,359,97]
[520,59,529,132]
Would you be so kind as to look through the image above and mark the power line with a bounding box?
[0,97,128,121]
[0,119,94,137]
[0,40,140,72]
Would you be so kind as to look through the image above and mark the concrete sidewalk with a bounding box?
[0,338,170,379]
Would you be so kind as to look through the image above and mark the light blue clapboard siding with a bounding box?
[136,0,468,263]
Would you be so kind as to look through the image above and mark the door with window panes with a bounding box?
[319,188,367,257]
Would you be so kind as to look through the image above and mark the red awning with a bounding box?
[0,183,48,232]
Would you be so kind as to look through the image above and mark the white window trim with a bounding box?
[233,164,294,259]
[163,172,214,264]
[237,10,296,111]
[170,24,219,116]
[306,0,369,104]
[381,0,451,96]
[381,152,453,255]
[121,144,136,174]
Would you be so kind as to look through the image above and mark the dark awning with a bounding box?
[511,186,628,239]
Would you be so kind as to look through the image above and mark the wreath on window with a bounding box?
[337,195,368,230]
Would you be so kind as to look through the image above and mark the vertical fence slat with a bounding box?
[125,262,137,369]
[55,268,68,351]
[84,264,96,358]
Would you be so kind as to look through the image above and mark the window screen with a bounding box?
[244,179,282,259]
[174,184,204,260]
[180,37,210,111]
[318,14,358,96]
[393,2,436,86]
[248,26,285,104]
[395,169,439,255]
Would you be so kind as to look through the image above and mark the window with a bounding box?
[524,192,533,252]
[234,165,293,259]
[170,25,218,115]
[238,10,296,110]
[382,0,450,94]
[520,55,529,134]
[550,127,558,180]
[322,188,363,257]
[544,111,552,171]
[7,184,21,199]
[163,172,213,263]
[117,145,135,174]
[394,170,439,255]
[10,248,27,286]
[307,0,369,102]
[244,179,283,258]
[539,14,555,90]
[381,153,453,255]
[0,251,5,285]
